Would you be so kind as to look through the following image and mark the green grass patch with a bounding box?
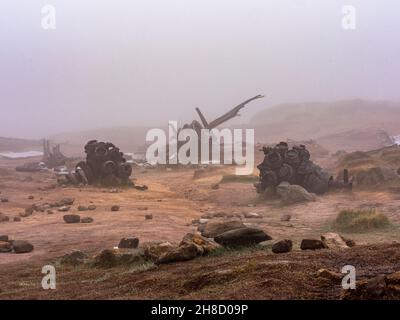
[220,174,258,184]
[206,243,271,258]
[333,208,390,233]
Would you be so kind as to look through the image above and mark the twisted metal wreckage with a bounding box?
[255,141,352,195]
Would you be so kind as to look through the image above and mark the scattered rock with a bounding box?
[0,213,10,222]
[342,274,393,299]
[81,217,93,223]
[0,235,8,241]
[13,216,21,222]
[180,233,219,255]
[145,214,153,220]
[317,269,343,282]
[200,220,246,238]
[211,183,220,190]
[272,239,293,253]
[134,185,148,191]
[56,198,75,206]
[21,206,34,217]
[28,195,34,200]
[199,218,209,224]
[63,214,81,223]
[300,239,326,250]
[60,250,88,266]
[157,243,200,264]
[77,205,88,211]
[93,249,117,268]
[244,212,262,219]
[47,210,54,215]
[344,238,356,247]
[280,214,291,222]
[12,240,34,253]
[58,206,70,212]
[0,241,12,253]
[87,204,97,211]
[143,242,174,262]
[0,197,9,203]
[136,206,148,211]
[111,205,120,212]
[214,227,272,247]
[320,232,349,249]
[118,237,139,249]
[276,182,317,205]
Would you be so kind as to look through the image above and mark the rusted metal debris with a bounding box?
[63,140,133,186]
[16,139,68,172]
[255,142,352,195]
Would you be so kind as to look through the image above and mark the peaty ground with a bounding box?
[0,157,400,299]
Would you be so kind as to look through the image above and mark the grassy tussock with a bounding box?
[334,208,390,232]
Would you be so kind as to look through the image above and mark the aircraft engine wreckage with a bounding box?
[255,142,352,195]
[61,140,133,187]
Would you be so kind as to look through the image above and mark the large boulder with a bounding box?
[180,233,219,255]
[200,220,246,238]
[321,232,349,249]
[276,182,317,205]
[63,214,81,223]
[157,243,200,264]
[12,240,34,253]
[300,239,326,250]
[143,242,174,262]
[118,237,139,249]
[214,227,272,247]
[272,239,293,253]
[0,241,12,253]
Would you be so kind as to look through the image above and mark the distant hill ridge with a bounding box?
[250,100,400,142]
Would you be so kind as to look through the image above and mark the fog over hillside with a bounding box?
[1,0,400,138]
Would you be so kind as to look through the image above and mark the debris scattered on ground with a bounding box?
[145,214,153,220]
[255,142,352,195]
[60,140,133,187]
[111,205,120,212]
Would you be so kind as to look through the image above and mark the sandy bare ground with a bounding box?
[1,157,400,299]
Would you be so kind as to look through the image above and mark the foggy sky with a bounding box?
[1,0,400,138]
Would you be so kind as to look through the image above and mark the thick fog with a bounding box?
[1,0,399,138]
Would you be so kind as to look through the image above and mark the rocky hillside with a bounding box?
[250,100,400,144]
